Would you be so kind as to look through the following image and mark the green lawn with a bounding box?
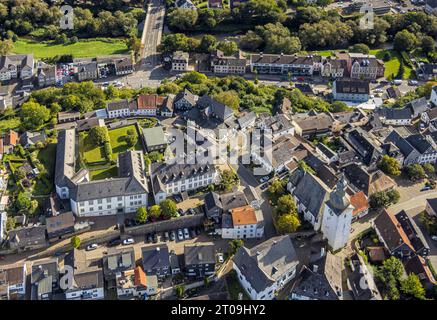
[89,166,118,181]
[80,134,106,164]
[36,143,57,178]
[374,49,412,79]
[13,38,129,59]
[108,125,142,160]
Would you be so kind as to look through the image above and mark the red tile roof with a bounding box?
[5,130,18,146]
[231,205,258,225]
[134,266,147,287]
[350,191,369,216]
[137,94,165,110]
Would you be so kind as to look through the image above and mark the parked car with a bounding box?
[260,183,269,190]
[108,238,121,247]
[217,253,224,264]
[86,244,98,251]
[431,235,437,241]
[259,176,269,183]
[170,230,176,241]
[164,232,170,241]
[408,79,418,85]
[183,228,190,240]
[177,229,184,241]
[122,238,135,245]
[421,186,431,191]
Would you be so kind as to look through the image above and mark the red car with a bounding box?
[297,77,305,81]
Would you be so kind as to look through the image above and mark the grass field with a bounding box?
[89,166,118,181]
[36,143,57,178]
[108,125,142,160]
[13,38,129,59]
[80,134,106,164]
[374,49,412,79]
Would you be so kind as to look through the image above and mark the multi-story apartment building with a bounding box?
[106,99,136,118]
[210,49,246,75]
[184,244,216,278]
[332,79,370,102]
[1,264,27,298]
[76,62,98,82]
[337,53,384,80]
[0,54,34,81]
[321,58,347,78]
[221,205,264,239]
[55,130,149,217]
[250,53,322,76]
[150,160,219,204]
[37,63,57,87]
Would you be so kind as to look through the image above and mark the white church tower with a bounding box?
[321,175,354,251]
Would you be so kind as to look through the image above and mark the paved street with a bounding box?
[140,0,165,65]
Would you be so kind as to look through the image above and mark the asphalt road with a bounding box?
[140,0,165,66]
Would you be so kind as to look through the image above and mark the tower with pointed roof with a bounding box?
[321,175,354,251]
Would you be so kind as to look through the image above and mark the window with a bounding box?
[88,200,94,205]
[117,196,123,201]
[97,199,103,204]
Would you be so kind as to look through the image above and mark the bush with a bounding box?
[103,142,112,162]
[71,236,81,249]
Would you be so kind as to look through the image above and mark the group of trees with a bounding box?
[0,0,139,41]
[135,199,179,223]
[89,126,112,161]
[369,189,400,209]
[218,169,239,192]
[375,256,425,300]
[379,155,401,177]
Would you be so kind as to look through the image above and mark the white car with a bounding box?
[86,244,98,251]
[177,229,184,241]
[183,228,190,240]
[122,238,135,245]
[432,235,437,241]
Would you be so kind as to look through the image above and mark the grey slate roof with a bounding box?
[31,258,59,285]
[219,191,248,212]
[141,244,171,272]
[334,79,370,95]
[233,235,299,293]
[150,162,215,187]
[237,112,257,129]
[9,225,47,248]
[184,244,216,266]
[175,89,198,107]
[250,54,322,66]
[55,129,77,189]
[408,97,429,118]
[197,95,234,121]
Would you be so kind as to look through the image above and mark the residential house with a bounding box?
[330,109,369,132]
[46,212,75,241]
[405,255,436,290]
[102,248,136,287]
[316,143,338,164]
[1,264,27,298]
[221,205,264,239]
[237,112,257,130]
[174,89,198,110]
[172,51,189,72]
[321,58,347,78]
[150,161,218,204]
[30,258,59,300]
[339,53,385,80]
[76,118,105,133]
[197,94,235,123]
[347,253,381,300]
[136,94,165,116]
[64,249,105,300]
[203,190,248,223]
[116,267,158,299]
[332,79,370,102]
[425,198,437,217]
[210,49,246,75]
[142,126,168,152]
[4,130,19,149]
[342,163,395,196]
[175,0,196,9]
[184,244,216,278]
[37,63,57,87]
[8,225,48,251]
[160,95,174,117]
[342,128,382,166]
[395,210,430,257]
[292,113,334,139]
[0,54,34,81]
[287,169,331,230]
[76,62,98,82]
[320,176,354,251]
[233,235,299,300]
[373,210,420,259]
[257,113,295,140]
[291,251,343,300]
[114,57,134,76]
[19,131,47,149]
[58,111,81,124]
[250,54,322,76]
[350,191,369,221]
[106,99,135,118]
[275,97,291,115]
[141,244,171,279]
[376,107,412,126]
[170,252,181,275]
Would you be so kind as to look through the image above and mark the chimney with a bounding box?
[320,247,325,257]
[313,265,318,273]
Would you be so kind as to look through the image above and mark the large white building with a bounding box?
[0,54,34,81]
[233,235,299,300]
[55,130,149,217]
[320,176,354,251]
[221,205,264,239]
[0,211,6,243]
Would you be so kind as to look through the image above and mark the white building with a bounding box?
[106,99,135,118]
[116,267,158,299]
[233,235,299,300]
[320,176,354,252]
[65,270,105,300]
[55,130,149,217]
[221,205,264,239]
[2,264,27,297]
[0,212,6,243]
[172,51,189,72]
[0,54,34,81]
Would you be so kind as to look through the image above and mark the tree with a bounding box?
[0,39,13,55]
[6,216,15,231]
[255,22,301,54]
[276,194,297,215]
[239,31,263,51]
[228,239,244,255]
[349,43,370,54]
[149,205,162,220]
[421,36,436,54]
[276,214,301,234]
[219,169,239,191]
[20,100,50,130]
[213,91,239,111]
[160,199,178,219]
[136,207,148,224]
[175,284,185,298]
[387,189,400,205]
[126,133,138,148]
[199,34,217,53]
[16,192,31,211]
[89,126,109,145]
[268,179,285,197]
[423,163,435,174]
[126,35,141,54]
[401,274,426,300]
[298,160,315,174]
[375,256,405,300]
[216,40,239,56]
[71,236,81,249]
[167,8,198,30]
[405,163,426,181]
[181,71,207,84]
[394,29,419,52]
[379,155,401,176]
